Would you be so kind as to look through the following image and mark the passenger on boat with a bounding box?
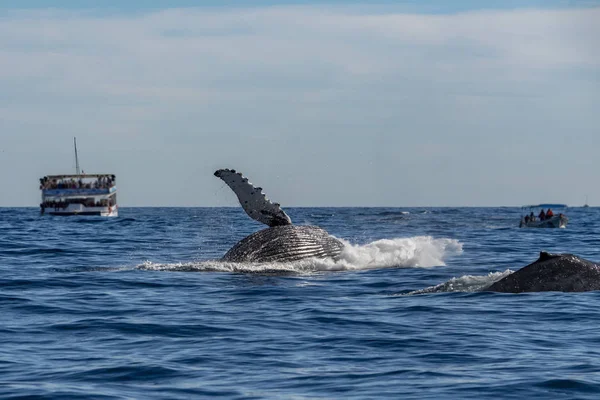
[539,210,546,221]
[546,208,554,218]
[529,212,535,222]
[524,215,530,223]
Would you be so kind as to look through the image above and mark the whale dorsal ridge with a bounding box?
[214,168,292,227]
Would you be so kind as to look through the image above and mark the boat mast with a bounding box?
[74,137,81,175]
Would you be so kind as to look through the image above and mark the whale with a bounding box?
[486,252,600,293]
[214,169,344,263]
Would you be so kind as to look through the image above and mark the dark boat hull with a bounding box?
[519,215,568,228]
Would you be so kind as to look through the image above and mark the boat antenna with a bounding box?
[74,137,81,175]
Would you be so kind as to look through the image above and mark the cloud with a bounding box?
[2,6,598,93]
[0,5,598,206]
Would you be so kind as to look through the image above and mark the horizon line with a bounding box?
[1,205,591,209]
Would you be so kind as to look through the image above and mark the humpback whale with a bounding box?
[487,252,600,293]
[214,169,344,263]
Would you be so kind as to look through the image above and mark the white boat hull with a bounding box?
[45,204,118,217]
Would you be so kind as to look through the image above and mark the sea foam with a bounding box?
[405,270,514,295]
[138,236,463,274]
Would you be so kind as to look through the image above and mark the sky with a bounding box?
[0,1,598,207]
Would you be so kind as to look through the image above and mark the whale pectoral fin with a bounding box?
[214,168,292,227]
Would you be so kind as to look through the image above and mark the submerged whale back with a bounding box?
[487,252,600,293]
[222,225,344,263]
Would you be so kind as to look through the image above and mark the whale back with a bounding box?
[214,168,292,227]
[222,225,344,263]
[487,252,600,293]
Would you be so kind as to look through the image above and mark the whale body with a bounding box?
[222,225,344,263]
[215,168,344,263]
[487,252,600,293]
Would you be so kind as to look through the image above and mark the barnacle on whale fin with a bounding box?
[214,168,292,227]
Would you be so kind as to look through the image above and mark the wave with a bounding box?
[375,211,410,216]
[405,270,514,295]
[138,236,463,274]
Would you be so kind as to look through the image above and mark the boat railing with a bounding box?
[42,186,116,196]
[40,182,116,191]
[39,175,116,191]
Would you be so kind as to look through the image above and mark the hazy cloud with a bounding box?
[0,5,598,206]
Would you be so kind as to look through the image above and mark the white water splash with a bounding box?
[138,236,463,274]
[406,269,515,295]
[333,236,462,270]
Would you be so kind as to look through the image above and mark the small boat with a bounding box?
[519,204,568,228]
[583,195,590,208]
[520,214,568,228]
[39,138,118,217]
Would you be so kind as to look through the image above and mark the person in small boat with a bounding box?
[524,215,530,223]
[529,212,535,221]
[546,208,554,218]
[539,209,546,221]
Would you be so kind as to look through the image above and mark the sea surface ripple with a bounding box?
[1,207,600,399]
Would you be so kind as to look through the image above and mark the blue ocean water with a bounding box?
[1,206,600,399]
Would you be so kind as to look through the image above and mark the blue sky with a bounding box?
[0,1,598,206]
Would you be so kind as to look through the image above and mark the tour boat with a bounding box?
[39,138,118,217]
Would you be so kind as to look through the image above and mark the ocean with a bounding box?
[1,206,600,399]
